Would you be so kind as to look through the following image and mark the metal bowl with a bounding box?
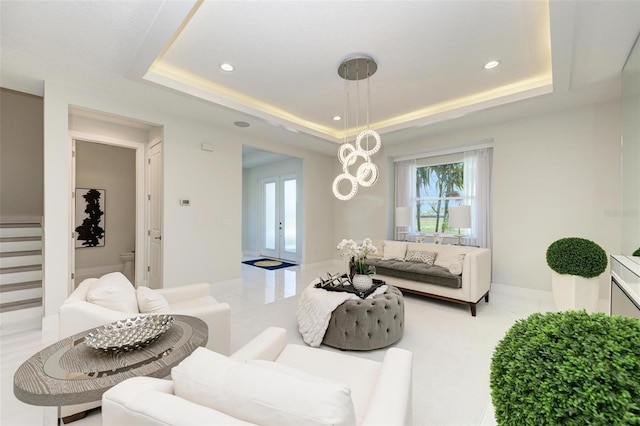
[84,315,174,353]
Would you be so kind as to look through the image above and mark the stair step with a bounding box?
[0,297,42,313]
[0,250,42,258]
[0,286,42,304]
[0,269,43,285]
[0,225,42,239]
[0,239,42,252]
[0,236,41,243]
[0,254,42,269]
[0,280,41,293]
[0,222,41,228]
[0,264,42,274]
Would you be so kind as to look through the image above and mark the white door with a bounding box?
[148,142,163,289]
[260,174,297,262]
[70,139,77,291]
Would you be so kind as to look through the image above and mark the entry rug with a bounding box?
[242,258,297,270]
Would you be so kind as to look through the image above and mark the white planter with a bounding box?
[551,271,600,313]
[352,274,373,291]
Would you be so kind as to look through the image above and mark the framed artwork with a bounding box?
[75,188,106,248]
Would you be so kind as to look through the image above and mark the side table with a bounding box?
[14,314,207,423]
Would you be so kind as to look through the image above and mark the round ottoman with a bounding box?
[322,285,404,351]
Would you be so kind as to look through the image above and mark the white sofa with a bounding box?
[103,327,414,426]
[364,240,492,316]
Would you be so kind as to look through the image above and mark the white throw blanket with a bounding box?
[297,281,388,347]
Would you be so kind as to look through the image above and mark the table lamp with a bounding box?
[449,205,471,245]
[395,206,412,241]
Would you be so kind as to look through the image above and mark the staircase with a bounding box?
[0,220,43,334]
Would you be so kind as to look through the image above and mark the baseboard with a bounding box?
[491,282,609,313]
[491,282,554,303]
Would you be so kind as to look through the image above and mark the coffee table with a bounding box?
[13,314,207,422]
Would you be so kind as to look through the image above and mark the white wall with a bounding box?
[242,157,303,259]
[0,89,43,219]
[336,101,622,298]
[74,141,135,271]
[41,81,336,323]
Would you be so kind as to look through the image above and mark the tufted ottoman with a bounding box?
[322,285,404,351]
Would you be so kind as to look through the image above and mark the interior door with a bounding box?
[148,142,162,289]
[70,139,77,291]
[260,173,297,262]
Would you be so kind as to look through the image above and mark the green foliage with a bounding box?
[490,311,640,425]
[633,247,640,257]
[546,237,607,278]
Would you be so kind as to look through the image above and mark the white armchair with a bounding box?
[59,274,231,355]
[103,327,413,426]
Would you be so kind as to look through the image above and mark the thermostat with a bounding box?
[179,199,190,206]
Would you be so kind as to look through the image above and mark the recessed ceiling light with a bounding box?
[333,116,342,121]
[234,121,250,128]
[220,63,234,72]
[484,60,500,70]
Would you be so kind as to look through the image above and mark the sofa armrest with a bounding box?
[157,282,211,304]
[230,327,287,361]
[171,301,231,355]
[58,301,133,339]
[464,248,492,302]
[102,377,252,426]
[361,348,413,426]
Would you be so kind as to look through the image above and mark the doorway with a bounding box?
[260,174,297,262]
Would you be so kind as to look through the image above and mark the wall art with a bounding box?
[75,188,106,248]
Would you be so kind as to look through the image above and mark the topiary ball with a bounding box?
[546,237,607,278]
[633,247,640,257]
[490,311,640,425]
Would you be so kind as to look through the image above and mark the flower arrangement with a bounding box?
[337,238,377,275]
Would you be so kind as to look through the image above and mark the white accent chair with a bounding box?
[58,273,231,422]
[102,327,414,426]
[59,274,231,354]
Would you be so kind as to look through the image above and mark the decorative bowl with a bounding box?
[84,315,174,353]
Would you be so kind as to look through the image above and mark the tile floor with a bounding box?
[1,258,565,426]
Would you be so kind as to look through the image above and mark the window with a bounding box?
[395,146,492,248]
[415,161,465,234]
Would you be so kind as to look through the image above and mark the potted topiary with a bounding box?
[546,237,607,312]
[490,311,640,425]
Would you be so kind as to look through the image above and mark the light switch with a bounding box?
[180,199,190,206]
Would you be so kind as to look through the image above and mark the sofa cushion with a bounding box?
[367,240,385,259]
[383,241,407,261]
[433,245,475,273]
[368,259,462,289]
[172,347,356,426]
[405,249,437,265]
[136,286,171,313]
[86,272,138,313]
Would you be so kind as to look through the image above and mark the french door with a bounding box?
[260,173,297,262]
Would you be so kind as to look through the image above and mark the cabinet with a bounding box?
[610,255,640,319]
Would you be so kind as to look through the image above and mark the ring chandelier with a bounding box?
[332,56,382,201]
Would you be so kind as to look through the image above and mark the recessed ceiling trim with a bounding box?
[144,64,344,141]
[126,0,200,80]
[372,74,554,133]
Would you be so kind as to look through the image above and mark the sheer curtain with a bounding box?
[394,159,416,240]
[463,148,493,248]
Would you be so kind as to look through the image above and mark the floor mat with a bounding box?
[242,258,297,270]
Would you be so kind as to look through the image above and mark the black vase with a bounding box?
[349,257,356,282]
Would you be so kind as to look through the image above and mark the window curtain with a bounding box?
[463,148,493,249]
[394,159,416,240]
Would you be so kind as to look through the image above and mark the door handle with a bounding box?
[154,236,162,240]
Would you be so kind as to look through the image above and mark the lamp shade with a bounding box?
[395,206,412,227]
[449,205,471,229]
